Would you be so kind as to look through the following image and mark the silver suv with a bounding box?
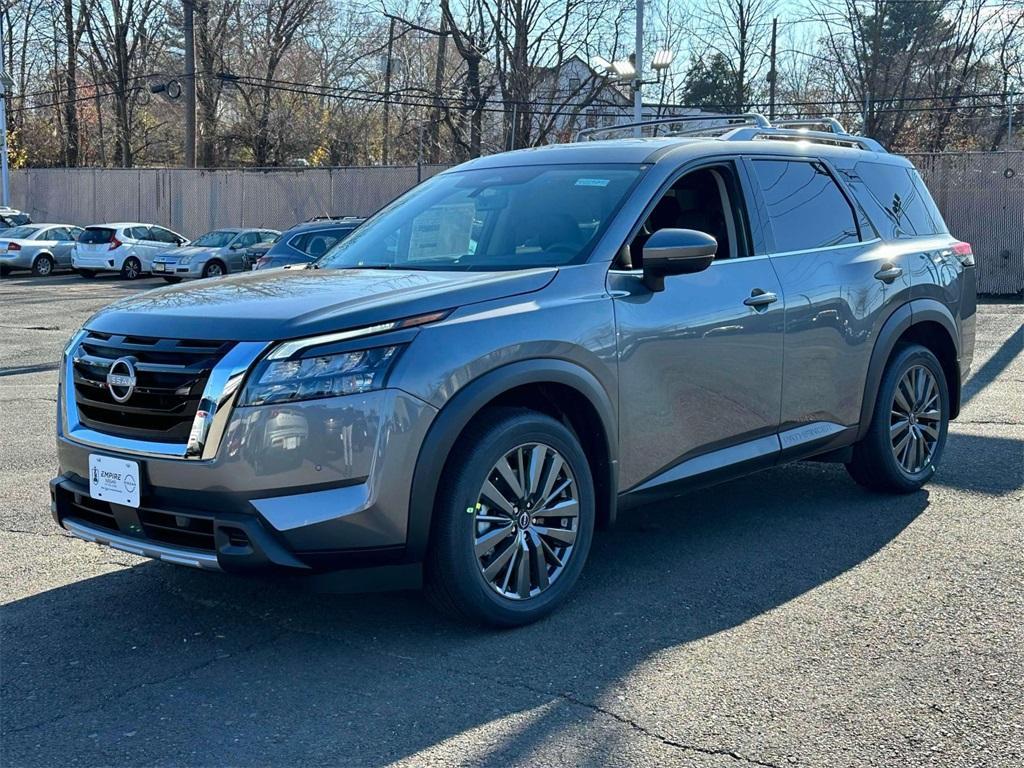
[51,116,976,626]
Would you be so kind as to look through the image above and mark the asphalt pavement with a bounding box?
[1,272,1022,767]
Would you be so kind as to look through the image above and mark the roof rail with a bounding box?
[574,113,770,142]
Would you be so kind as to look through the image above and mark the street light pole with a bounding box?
[183,0,196,168]
[0,14,10,206]
[633,0,644,137]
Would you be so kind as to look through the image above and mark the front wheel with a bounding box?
[120,257,142,280]
[201,261,225,278]
[425,407,595,627]
[846,343,949,493]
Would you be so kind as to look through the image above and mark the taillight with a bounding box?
[8,242,20,251]
[952,241,974,267]
[109,236,122,250]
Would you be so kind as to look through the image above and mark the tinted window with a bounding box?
[852,162,945,238]
[290,228,348,258]
[752,160,859,252]
[79,227,115,244]
[149,226,181,244]
[46,227,71,240]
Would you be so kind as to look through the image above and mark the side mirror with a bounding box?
[642,228,717,292]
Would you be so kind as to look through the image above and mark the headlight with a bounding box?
[238,345,400,406]
[178,254,194,265]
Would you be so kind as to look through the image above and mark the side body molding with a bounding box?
[405,359,618,561]
[857,298,961,440]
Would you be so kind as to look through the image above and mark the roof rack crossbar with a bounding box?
[772,118,849,135]
[574,113,770,142]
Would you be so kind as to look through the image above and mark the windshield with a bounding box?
[192,230,238,248]
[317,164,643,271]
[3,225,40,239]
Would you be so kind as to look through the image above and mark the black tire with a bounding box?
[0,265,9,278]
[120,257,142,280]
[201,260,225,278]
[76,269,96,279]
[163,276,183,284]
[32,254,55,276]
[425,407,595,627]
[846,343,950,494]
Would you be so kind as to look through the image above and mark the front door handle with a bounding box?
[874,264,904,283]
[743,289,778,308]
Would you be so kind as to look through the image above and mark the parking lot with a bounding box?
[1,272,1021,767]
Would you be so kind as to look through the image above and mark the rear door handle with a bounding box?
[874,264,904,282]
[743,289,778,308]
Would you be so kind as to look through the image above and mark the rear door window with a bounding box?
[751,159,860,253]
[290,228,348,257]
[128,226,151,241]
[851,161,945,238]
[148,226,181,244]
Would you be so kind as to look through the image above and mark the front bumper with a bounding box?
[152,260,200,277]
[55,385,438,580]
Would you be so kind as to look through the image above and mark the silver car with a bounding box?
[0,223,84,276]
[152,228,279,281]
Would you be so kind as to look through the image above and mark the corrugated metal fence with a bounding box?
[10,152,1024,293]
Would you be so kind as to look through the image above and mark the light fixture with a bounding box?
[610,60,636,79]
[651,49,675,71]
[590,55,612,74]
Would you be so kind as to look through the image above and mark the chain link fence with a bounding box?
[9,164,451,240]
[9,153,1023,294]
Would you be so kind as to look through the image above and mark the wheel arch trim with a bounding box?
[858,299,961,440]
[405,359,618,562]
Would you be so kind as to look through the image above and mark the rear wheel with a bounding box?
[425,407,595,626]
[120,257,142,280]
[76,269,96,279]
[846,343,949,493]
[32,254,55,276]
[202,260,225,278]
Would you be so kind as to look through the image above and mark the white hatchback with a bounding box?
[72,222,189,280]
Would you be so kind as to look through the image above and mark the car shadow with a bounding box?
[3,460,936,766]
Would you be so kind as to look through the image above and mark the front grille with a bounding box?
[65,492,217,552]
[72,331,233,443]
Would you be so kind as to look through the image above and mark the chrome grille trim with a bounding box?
[62,329,269,460]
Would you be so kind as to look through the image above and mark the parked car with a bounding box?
[252,217,363,270]
[0,207,32,231]
[0,223,84,276]
[152,228,279,282]
[241,235,279,270]
[51,115,975,627]
[72,223,188,279]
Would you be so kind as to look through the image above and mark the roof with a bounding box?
[283,218,364,234]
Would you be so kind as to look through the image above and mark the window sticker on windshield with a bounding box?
[575,178,611,187]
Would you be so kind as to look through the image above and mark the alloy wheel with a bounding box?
[35,257,52,275]
[890,364,942,474]
[205,262,223,277]
[473,442,579,600]
[124,259,140,279]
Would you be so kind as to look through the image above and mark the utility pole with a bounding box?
[183,0,196,167]
[633,0,644,136]
[382,16,396,165]
[429,17,447,163]
[0,14,10,207]
[768,17,778,121]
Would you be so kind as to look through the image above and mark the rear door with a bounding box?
[46,227,75,265]
[744,156,913,448]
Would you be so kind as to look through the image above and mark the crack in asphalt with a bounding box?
[157,584,783,768]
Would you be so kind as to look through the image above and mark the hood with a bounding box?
[85,266,558,341]
[158,246,215,260]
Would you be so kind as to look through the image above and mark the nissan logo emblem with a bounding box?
[106,357,138,403]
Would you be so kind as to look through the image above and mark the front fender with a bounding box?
[404,358,618,562]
